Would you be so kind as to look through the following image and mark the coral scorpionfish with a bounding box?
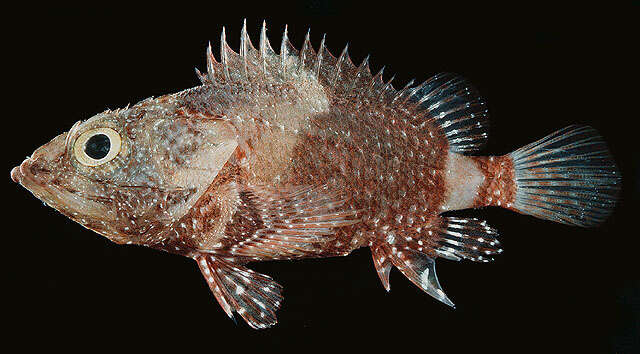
[11,21,621,328]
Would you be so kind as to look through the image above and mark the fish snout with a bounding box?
[12,133,68,184]
[10,165,21,183]
[11,154,56,186]
[11,157,36,184]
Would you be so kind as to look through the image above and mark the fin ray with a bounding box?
[202,183,360,260]
[411,73,490,153]
[381,245,454,307]
[196,255,283,329]
[510,125,621,227]
[434,217,502,262]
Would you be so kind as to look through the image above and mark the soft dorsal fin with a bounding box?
[404,73,490,154]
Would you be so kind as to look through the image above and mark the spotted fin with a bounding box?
[196,255,283,329]
[371,244,392,292]
[433,217,503,262]
[195,24,489,156]
[206,183,361,261]
[371,243,454,307]
[510,125,621,226]
[400,73,490,153]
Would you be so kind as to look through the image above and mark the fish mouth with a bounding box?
[12,156,70,211]
[11,156,112,223]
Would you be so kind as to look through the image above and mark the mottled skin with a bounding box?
[170,78,452,259]
[12,23,620,329]
[8,35,511,326]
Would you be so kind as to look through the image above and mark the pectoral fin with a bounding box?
[205,183,361,261]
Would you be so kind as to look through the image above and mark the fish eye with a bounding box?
[73,127,122,166]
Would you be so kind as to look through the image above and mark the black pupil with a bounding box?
[85,134,111,160]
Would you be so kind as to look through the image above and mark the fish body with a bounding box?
[11,21,621,328]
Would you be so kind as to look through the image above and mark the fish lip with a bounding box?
[12,156,114,226]
[12,157,56,201]
[11,157,35,184]
[10,165,21,183]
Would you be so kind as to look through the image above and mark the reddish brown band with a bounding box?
[471,155,516,209]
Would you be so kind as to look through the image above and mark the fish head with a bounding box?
[11,95,239,246]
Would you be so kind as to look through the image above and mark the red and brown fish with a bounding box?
[11,21,621,329]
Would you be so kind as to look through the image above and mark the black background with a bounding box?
[5,2,638,352]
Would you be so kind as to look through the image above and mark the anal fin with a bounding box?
[371,243,454,307]
[369,216,504,306]
[434,217,503,262]
[196,255,283,329]
[371,244,392,292]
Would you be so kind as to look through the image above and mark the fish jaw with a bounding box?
[11,134,115,236]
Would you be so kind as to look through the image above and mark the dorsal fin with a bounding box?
[409,73,490,153]
[259,20,275,76]
[332,43,349,86]
[196,25,489,154]
[313,34,326,77]
[220,27,232,81]
[205,42,218,83]
[348,54,372,92]
[239,19,252,78]
[279,25,291,75]
[298,29,314,72]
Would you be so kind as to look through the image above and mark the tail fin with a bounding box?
[509,125,621,227]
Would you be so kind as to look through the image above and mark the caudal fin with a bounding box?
[510,125,621,227]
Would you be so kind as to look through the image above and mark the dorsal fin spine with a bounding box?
[194,67,207,84]
[314,34,326,77]
[220,27,231,81]
[240,19,250,78]
[378,75,395,100]
[299,29,311,73]
[280,25,289,75]
[368,66,385,95]
[333,43,349,87]
[206,41,216,82]
[348,54,371,92]
[259,20,268,76]
[392,79,416,103]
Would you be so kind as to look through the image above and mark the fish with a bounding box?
[11,20,621,329]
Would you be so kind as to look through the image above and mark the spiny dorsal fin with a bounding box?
[220,27,231,81]
[206,41,219,83]
[194,67,207,84]
[378,74,396,100]
[198,21,368,87]
[240,19,252,77]
[259,20,275,76]
[298,29,314,73]
[314,34,326,77]
[332,43,349,87]
[196,24,487,155]
[393,78,416,103]
[368,66,385,95]
[280,25,291,75]
[347,54,372,92]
